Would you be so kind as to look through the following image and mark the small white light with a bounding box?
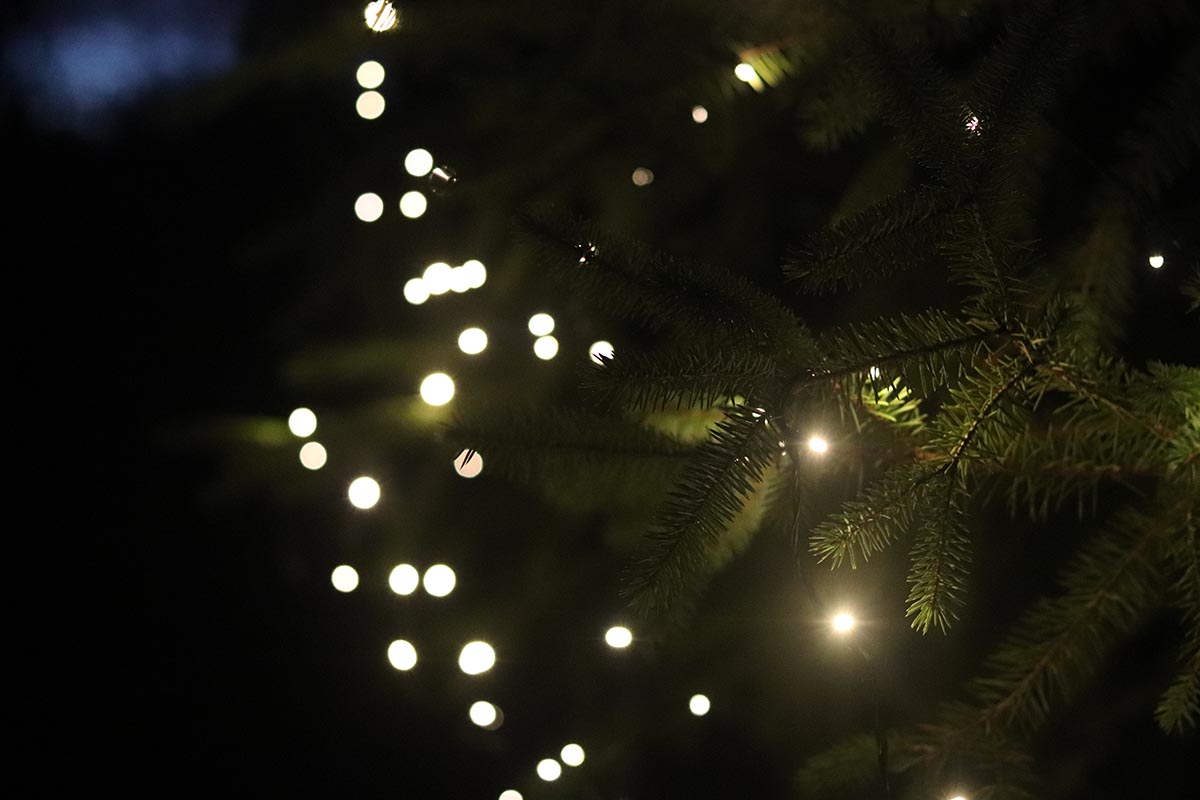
[691,105,708,123]
[631,167,654,186]
[420,372,455,406]
[588,340,614,364]
[536,759,562,782]
[299,441,327,470]
[454,449,484,478]
[947,795,968,800]
[403,278,430,305]
[965,115,982,135]
[868,366,881,380]
[448,266,473,293]
[689,694,711,716]
[399,191,428,219]
[331,565,359,592]
[527,313,555,336]
[459,641,496,675]
[469,700,498,728]
[348,476,381,509]
[462,259,487,288]
[605,625,633,648]
[354,192,384,222]
[560,743,585,767]
[458,327,488,355]
[388,564,420,595]
[356,60,385,89]
[387,639,417,671]
[288,407,318,438]
[832,612,855,633]
[423,564,457,597]
[355,90,385,120]
[1149,253,1164,269]
[807,436,829,454]
[404,148,434,177]
[533,335,559,360]
[734,62,758,82]
[422,262,452,295]
[498,792,523,800]
[364,1,399,32]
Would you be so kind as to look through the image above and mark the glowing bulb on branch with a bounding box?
[404,148,434,177]
[331,565,359,592]
[459,641,496,675]
[288,407,317,437]
[1148,253,1165,269]
[689,694,711,716]
[356,60,385,89]
[536,759,562,782]
[364,1,399,32]
[354,192,384,222]
[454,449,483,478]
[560,743,585,766]
[807,435,829,454]
[589,340,614,364]
[420,373,455,406]
[832,612,856,633]
[399,191,427,219]
[299,441,327,470]
[348,476,381,509]
[423,564,456,597]
[355,90,385,120]
[388,564,419,595]
[387,639,417,670]
[605,625,633,648]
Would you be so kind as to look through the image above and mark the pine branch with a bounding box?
[906,478,972,634]
[581,347,780,412]
[1158,508,1200,732]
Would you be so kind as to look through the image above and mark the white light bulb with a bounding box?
[458,328,488,355]
[356,60,385,89]
[533,335,559,360]
[288,407,317,437]
[689,694,711,716]
[459,641,496,675]
[589,340,614,364]
[331,565,359,592]
[388,564,419,595]
[469,700,498,727]
[527,313,555,336]
[1149,253,1164,269]
[348,476,381,509]
[691,105,708,123]
[560,743,585,767]
[404,148,434,177]
[605,625,633,648]
[399,190,427,219]
[423,564,457,597]
[403,278,430,305]
[454,449,484,478]
[807,436,829,454]
[354,192,384,222]
[832,612,855,633]
[420,372,455,406]
[355,90,385,120]
[387,639,417,670]
[299,441,327,470]
[536,759,562,782]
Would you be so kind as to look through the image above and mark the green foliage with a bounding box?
[581,347,780,413]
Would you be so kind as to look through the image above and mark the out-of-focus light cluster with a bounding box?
[388,639,418,670]
[331,565,359,592]
[364,1,399,31]
[536,759,562,782]
[605,625,633,648]
[631,167,654,186]
[399,191,427,219]
[355,192,384,222]
[356,60,385,89]
[388,564,420,595]
[691,105,708,123]
[423,564,457,597]
[1149,253,1165,269]
[288,407,317,437]
[348,476,381,509]
[589,340,614,364]
[689,693,711,716]
[405,260,486,305]
[356,90,385,119]
[454,449,484,478]
[299,441,327,470]
[404,148,434,177]
[459,641,496,674]
[560,743,585,767]
[420,372,455,406]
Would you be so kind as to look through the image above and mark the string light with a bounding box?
[299,441,327,470]
[560,743,585,766]
[689,694,711,716]
[869,366,882,380]
[459,641,496,675]
[605,625,633,648]
[423,564,456,597]
[533,335,559,360]
[454,449,484,478]
[448,266,473,293]
[527,313,555,336]
[734,62,758,82]
[388,564,420,595]
[469,701,498,728]
[403,278,430,305]
[331,565,359,592]
[631,167,654,186]
[536,759,562,782]
[498,792,523,800]
[355,90,385,120]
[399,191,428,219]
[354,192,384,222]
[422,262,452,295]
[462,259,487,288]
[458,328,488,355]
[364,1,399,31]
[589,340,614,364]
[1149,253,1164,269]
[287,407,317,437]
[348,476,381,509]
[356,60,385,89]
[387,639,418,671]
[404,148,434,177]
[807,435,829,454]
[832,612,856,633]
[691,105,709,123]
[420,373,455,406]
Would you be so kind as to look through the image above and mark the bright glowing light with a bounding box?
[288,407,317,437]
[364,1,399,31]
[388,564,420,595]
[331,565,359,592]
[868,366,881,380]
[462,259,487,288]
[966,115,982,135]
[527,312,555,336]
[560,743,585,767]
[348,476,381,509]
[947,796,967,800]
[404,148,434,177]
[832,612,856,633]
[533,335,559,360]
[1149,254,1164,269]
[448,266,473,293]
[734,62,758,82]
[589,340,614,364]
[498,792,523,800]
[420,372,455,406]
[689,694,711,716]
[605,625,633,648]
[354,192,384,222]
[454,449,484,478]
[459,641,496,675]
[458,327,488,355]
[422,262,452,295]
[355,90,385,120]
[469,700,498,727]
[631,167,654,186]
[691,105,709,123]
[536,759,562,782]
[403,278,430,305]
[399,191,427,219]
[387,639,417,670]
[423,564,457,597]
[299,441,327,470]
[807,436,829,454]
[356,60,385,89]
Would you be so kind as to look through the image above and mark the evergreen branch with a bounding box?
[581,348,780,412]
[906,478,972,634]
[1158,508,1200,732]
[794,733,898,798]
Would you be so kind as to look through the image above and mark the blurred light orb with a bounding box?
[422,262,452,295]
[469,700,498,727]
[404,148,434,177]
[832,612,856,633]
[498,792,523,800]
[399,191,428,219]
[354,192,384,222]
[448,266,473,293]
[689,693,711,716]
[589,340,614,364]
[364,1,399,31]
[458,328,488,355]
[1149,253,1165,269]
[420,372,455,406]
[388,564,420,595]
[533,335,559,360]
[288,407,318,437]
[423,564,457,597]
[459,641,496,675]
[560,743,585,767]
[527,312,555,336]
[734,62,758,82]
[807,435,829,454]
[387,639,417,671]
[605,625,633,648]
[948,796,967,800]
[356,60,385,89]
[691,105,709,123]
[403,278,430,305]
[331,565,359,592]
[355,90,385,120]
[454,449,484,478]
[536,759,562,782]
[299,441,328,470]
[631,167,654,186]
[462,259,487,288]
[348,476,381,509]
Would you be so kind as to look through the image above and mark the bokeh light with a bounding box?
[605,625,633,648]
[527,312,555,336]
[560,743,585,766]
[536,759,562,782]
[404,148,434,177]
[299,441,327,470]
[420,372,455,406]
[458,328,488,355]
[387,639,417,671]
[462,259,487,288]
[808,435,829,454]
[459,641,496,675]
[832,612,856,633]
[498,792,523,800]
[469,700,498,727]
[355,90,385,120]
[356,60,385,89]
[348,476,381,509]
[331,565,359,592]
[423,564,457,597]
[354,192,384,222]
[423,262,453,295]
[388,564,419,595]
[631,167,654,186]
[734,62,758,82]
[288,407,317,437]
[364,1,399,31]
[1149,253,1165,269]
[399,191,427,219]
[691,105,709,123]
[689,694,711,716]
[589,340,614,364]
[533,336,559,360]
[448,266,473,293]
[454,449,484,478]
[403,278,430,305]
